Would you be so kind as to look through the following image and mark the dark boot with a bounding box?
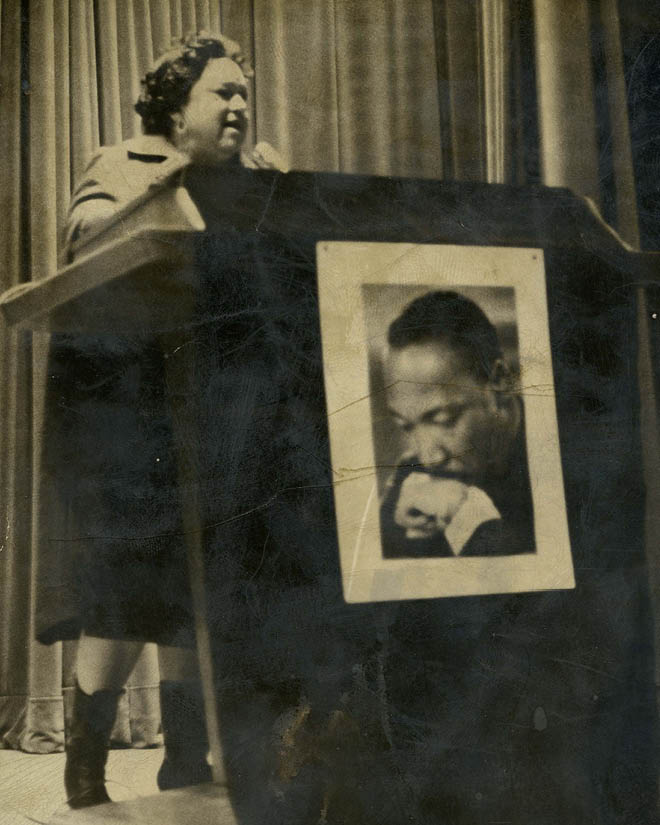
[157,679,214,791]
[64,683,121,809]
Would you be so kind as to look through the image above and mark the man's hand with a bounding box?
[394,473,469,539]
[393,472,502,554]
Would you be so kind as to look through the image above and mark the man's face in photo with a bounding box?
[385,339,512,485]
[174,56,249,166]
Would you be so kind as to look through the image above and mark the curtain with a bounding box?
[0,0,233,754]
[0,0,640,755]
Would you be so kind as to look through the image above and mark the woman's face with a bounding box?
[172,57,249,166]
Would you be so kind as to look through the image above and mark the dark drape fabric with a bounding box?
[619,5,660,717]
[533,0,660,714]
[0,0,652,759]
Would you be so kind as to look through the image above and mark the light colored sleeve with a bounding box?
[64,149,123,250]
[63,140,190,254]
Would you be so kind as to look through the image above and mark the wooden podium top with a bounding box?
[1,169,659,334]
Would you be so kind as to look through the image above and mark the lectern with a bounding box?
[3,168,659,824]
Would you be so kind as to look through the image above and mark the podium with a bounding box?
[3,168,660,824]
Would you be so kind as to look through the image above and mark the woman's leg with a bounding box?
[76,634,145,693]
[156,645,215,790]
[66,636,145,809]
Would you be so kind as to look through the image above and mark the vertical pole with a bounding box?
[598,0,639,248]
[480,0,511,184]
[162,329,225,785]
[532,0,600,201]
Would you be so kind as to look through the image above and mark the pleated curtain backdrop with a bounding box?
[0,0,564,753]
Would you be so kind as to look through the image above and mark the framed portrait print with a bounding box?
[317,241,575,602]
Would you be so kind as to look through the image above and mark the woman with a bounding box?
[37,31,285,808]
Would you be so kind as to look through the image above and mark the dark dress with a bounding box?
[36,328,193,645]
[36,136,196,646]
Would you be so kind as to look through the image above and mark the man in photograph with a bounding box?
[380,289,535,558]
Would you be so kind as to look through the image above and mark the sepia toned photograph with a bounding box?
[1,2,660,824]
[317,242,574,602]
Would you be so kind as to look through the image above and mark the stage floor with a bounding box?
[49,783,236,825]
[0,746,159,825]
[0,747,236,825]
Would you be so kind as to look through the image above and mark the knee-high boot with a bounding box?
[64,683,121,808]
[157,679,214,791]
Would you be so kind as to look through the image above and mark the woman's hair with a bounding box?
[135,32,253,138]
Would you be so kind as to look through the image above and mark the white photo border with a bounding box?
[316,241,575,603]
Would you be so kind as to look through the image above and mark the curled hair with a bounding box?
[388,290,502,382]
[135,32,253,137]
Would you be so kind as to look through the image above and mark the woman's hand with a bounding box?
[244,141,289,172]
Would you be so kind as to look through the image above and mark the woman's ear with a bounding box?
[169,112,187,149]
[170,111,185,133]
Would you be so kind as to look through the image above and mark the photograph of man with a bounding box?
[379,289,536,559]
